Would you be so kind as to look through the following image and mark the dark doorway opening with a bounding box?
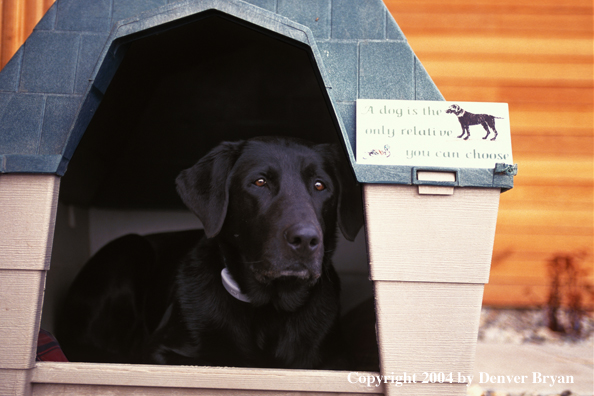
[60,11,343,209]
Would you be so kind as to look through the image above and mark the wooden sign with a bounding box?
[356,99,513,169]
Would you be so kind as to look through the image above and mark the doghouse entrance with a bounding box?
[60,11,343,209]
[43,8,373,370]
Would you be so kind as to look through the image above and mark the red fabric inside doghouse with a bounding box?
[36,329,68,362]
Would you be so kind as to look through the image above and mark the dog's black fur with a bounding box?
[56,136,363,369]
[446,104,501,141]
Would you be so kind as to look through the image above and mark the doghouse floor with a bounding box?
[31,362,383,395]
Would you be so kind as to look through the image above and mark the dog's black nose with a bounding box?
[285,224,321,253]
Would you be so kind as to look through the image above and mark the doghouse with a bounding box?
[0,0,515,395]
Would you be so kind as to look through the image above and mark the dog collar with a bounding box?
[221,268,251,303]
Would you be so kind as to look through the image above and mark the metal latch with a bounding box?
[494,163,518,176]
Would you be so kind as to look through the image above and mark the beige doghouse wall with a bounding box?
[0,175,60,396]
[365,184,500,396]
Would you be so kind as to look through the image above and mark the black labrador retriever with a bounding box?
[56,136,363,369]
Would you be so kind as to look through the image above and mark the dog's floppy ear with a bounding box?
[326,145,364,241]
[176,141,244,238]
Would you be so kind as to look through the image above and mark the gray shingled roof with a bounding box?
[0,0,511,190]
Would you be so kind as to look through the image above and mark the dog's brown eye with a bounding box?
[314,181,326,191]
[254,178,267,187]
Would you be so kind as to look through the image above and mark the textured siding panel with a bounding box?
[0,94,45,154]
[334,102,356,153]
[241,0,277,12]
[39,95,81,155]
[317,41,357,102]
[56,0,112,32]
[331,0,386,39]
[112,0,168,23]
[277,0,331,39]
[19,31,79,94]
[74,33,110,94]
[359,41,414,100]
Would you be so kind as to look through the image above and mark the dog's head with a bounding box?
[176,136,363,310]
[446,104,462,115]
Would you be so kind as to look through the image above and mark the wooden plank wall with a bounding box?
[386,0,594,308]
[0,0,592,308]
[0,0,54,68]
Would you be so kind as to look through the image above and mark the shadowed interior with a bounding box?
[60,12,343,209]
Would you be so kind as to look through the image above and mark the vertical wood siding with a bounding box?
[0,0,592,308]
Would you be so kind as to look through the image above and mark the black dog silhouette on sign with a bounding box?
[446,104,502,141]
